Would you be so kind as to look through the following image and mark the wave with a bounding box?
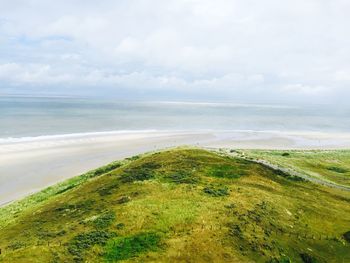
[0,129,163,144]
[151,101,298,109]
[1,128,345,145]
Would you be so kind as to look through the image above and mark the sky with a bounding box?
[0,0,349,104]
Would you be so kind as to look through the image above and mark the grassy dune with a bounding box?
[0,148,349,262]
[241,150,350,188]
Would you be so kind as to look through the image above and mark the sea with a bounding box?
[0,96,349,141]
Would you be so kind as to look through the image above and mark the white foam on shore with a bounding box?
[1,129,350,154]
[1,129,350,144]
[0,129,163,144]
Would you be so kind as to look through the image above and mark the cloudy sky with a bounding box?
[0,0,349,103]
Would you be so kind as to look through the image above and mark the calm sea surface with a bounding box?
[0,96,349,139]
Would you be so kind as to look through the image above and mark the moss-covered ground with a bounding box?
[0,148,349,262]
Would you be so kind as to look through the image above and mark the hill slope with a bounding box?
[0,148,349,262]
[241,149,350,188]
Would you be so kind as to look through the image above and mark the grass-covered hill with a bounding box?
[0,148,350,263]
[240,149,350,188]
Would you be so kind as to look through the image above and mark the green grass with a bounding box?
[0,148,349,262]
[104,232,161,262]
[241,149,350,187]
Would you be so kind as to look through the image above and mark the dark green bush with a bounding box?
[93,211,116,229]
[116,223,125,229]
[98,182,119,196]
[68,230,116,262]
[55,200,95,214]
[126,155,140,161]
[120,168,154,183]
[116,196,131,204]
[269,256,292,263]
[166,171,199,184]
[300,253,318,263]
[208,165,244,179]
[327,166,348,173]
[203,185,229,197]
[7,241,26,250]
[272,169,305,182]
[343,231,350,243]
[91,162,122,177]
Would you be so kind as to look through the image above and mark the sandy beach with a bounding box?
[1,130,350,205]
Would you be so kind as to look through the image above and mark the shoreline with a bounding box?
[1,130,350,206]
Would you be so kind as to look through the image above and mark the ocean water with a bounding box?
[0,96,349,140]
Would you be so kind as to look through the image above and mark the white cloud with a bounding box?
[334,69,350,82]
[0,0,349,103]
[282,84,329,95]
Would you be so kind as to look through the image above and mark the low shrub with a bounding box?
[273,169,305,182]
[98,181,119,196]
[327,166,348,174]
[300,253,318,263]
[269,256,292,263]
[116,196,131,204]
[120,168,154,183]
[7,241,26,250]
[37,229,66,239]
[92,211,116,229]
[203,185,229,197]
[116,223,125,230]
[68,230,116,262]
[208,165,244,179]
[166,171,199,184]
[126,155,140,161]
[55,200,95,215]
[343,231,350,243]
[91,162,122,177]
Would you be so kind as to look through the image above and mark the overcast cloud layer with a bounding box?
[0,0,349,103]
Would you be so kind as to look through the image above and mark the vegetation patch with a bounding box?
[126,155,140,161]
[326,166,348,174]
[91,162,122,177]
[300,253,318,263]
[165,171,199,184]
[138,161,162,170]
[203,185,229,197]
[208,164,245,179]
[54,200,95,216]
[271,168,305,182]
[98,181,119,196]
[104,232,161,262]
[37,229,66,240]
[343,231,350,243]
[116,196,131,204]
[120,169,154,182]
[120,164,158,183]
[92,211,116,229]
[269,256,292,263]
[7,241,26,250]
[68,230,116,262]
